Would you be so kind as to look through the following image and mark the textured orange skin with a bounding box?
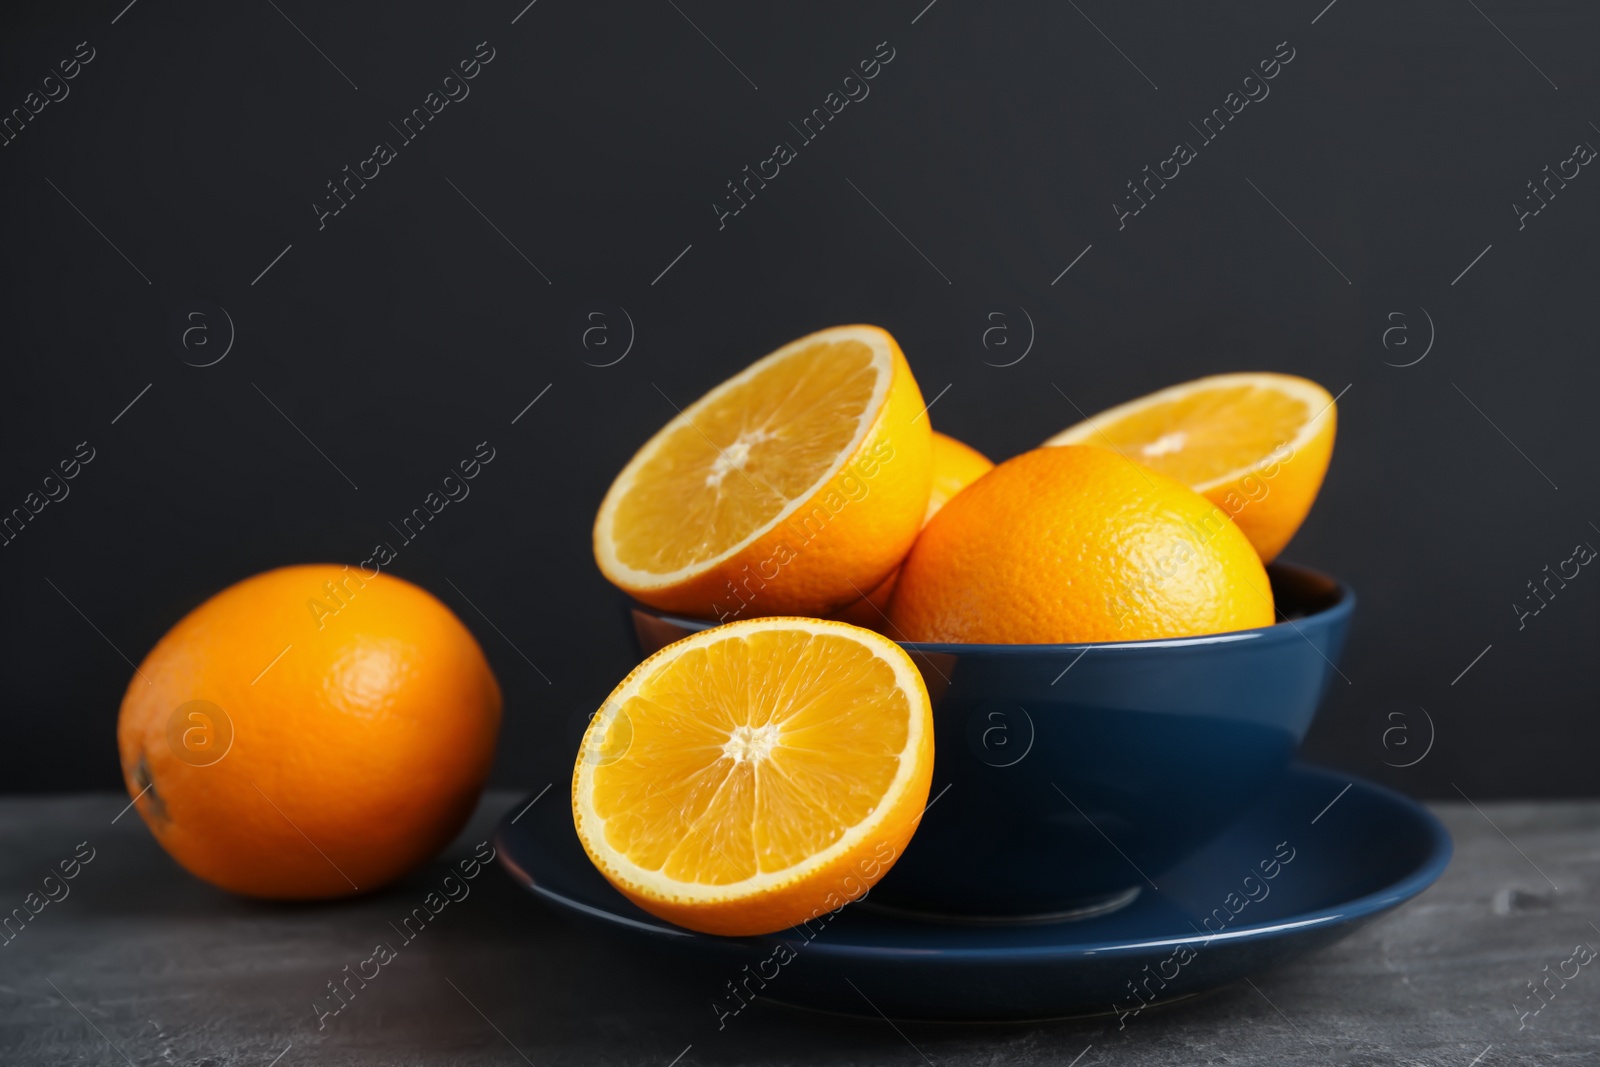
[923,432,997,518]
[116,565,502,899]
[596,327,933,620]
[833,431,993,631]
[887,447,1275,644]
[572,618,934,937]
[1207,413,1335,562]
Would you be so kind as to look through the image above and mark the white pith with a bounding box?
[722,722,781,763]
[571,617,928,904]
[593,326,895,589]
[1141,431,1187,457]
[1042,372,1335,492]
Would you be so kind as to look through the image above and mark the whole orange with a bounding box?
[887,446,1275,644]
[117,565,502,899]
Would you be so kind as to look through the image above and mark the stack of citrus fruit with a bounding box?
[113,322,1338,933]
[579,325,1337,934]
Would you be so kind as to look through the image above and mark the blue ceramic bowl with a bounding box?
[628,561,1353,919]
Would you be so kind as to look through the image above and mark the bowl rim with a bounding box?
[632,559,1355,655]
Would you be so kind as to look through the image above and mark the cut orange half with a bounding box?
[571,617,934,936]
[1043,373,1336,561]
[594,325,933,619]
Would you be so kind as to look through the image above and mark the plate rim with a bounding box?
[493,763,1453,961]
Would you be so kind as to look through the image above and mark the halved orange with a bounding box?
[594,325,933,619]
[1043,373,1336,561]
[571,617,934,936]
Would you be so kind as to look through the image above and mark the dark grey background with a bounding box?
[1,0,1595,798]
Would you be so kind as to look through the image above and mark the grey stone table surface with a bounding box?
[2,790,1597,1067]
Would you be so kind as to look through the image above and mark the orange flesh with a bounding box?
[590,629,909,885]
[611,341,878,573]
[1080,385,1309,486]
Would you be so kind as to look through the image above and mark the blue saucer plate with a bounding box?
[494,764,1451,1021]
